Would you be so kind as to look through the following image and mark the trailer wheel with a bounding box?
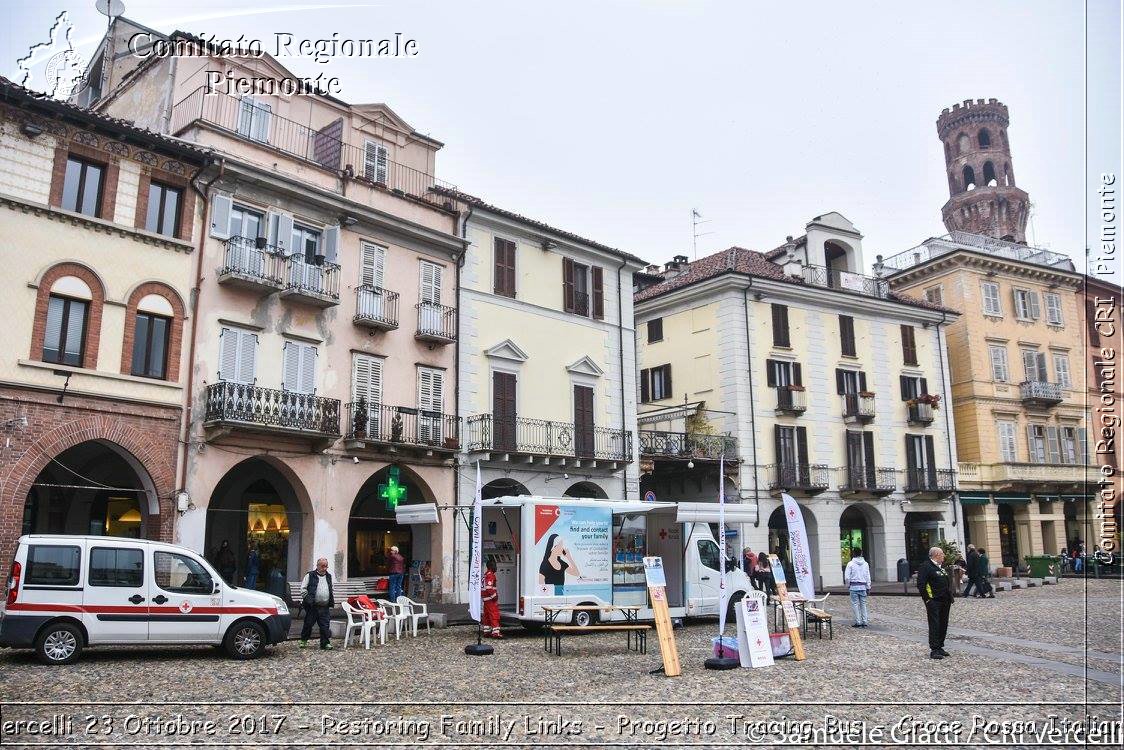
[726,592,745,624]
[572,607,598,627]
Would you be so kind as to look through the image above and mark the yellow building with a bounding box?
[882,232,1096,570]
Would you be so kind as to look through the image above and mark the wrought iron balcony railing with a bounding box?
[353,285,399,330]
[218,236,286,289]
[775,386,807,414]
[416,302,456,343]
[169,87,458,211]
[346,402,458,450]
[283,257,340,305]
[638,430,737,460]
[768,462,830,493]
[841,466,897,494]
[907,402,935,424]
[905,468,957,493]
[802,264,891,299]
[204,382,340,436]
[843,393,876,421]
[1019,381,1064,406]
[466,414,632,462]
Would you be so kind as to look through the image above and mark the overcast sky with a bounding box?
[3,0,1120,279]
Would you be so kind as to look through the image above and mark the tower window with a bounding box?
[983,161,997,187]
[957,133,971,155]
[978,129,991,148]
[962,165,976,191]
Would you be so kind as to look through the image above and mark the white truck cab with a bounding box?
[1,535,290,664]
[481,497,754,626]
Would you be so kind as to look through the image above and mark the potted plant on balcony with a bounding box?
[859,390,876,399]
[443,436,460,450]
[787,384,806,392]
[389,411,404,443]
[352,397,369,439]
[254,235,268,250]
[917,393,942,408]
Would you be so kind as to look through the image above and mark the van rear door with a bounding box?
[148,548,222,643]
[85,542,148,643]
[17,539,85,623]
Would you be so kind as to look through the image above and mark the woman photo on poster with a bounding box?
[538,533,584,594]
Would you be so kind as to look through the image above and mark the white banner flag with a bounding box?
[781,492,816,600]
[467,461,483,622]
[717,455,729,634]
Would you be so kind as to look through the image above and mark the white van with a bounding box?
[481,497,754,626]
[0,535,291,664]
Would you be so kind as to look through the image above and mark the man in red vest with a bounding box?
[482,558,501,638]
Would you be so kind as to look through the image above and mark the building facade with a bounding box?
[634,213,960,587]
[447,192,644,600]
[0,77,208,579]
[87,25,466,599]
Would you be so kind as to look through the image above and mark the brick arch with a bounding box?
[0,415,176,579]
[29,262,106,369]
[119,281,187,381]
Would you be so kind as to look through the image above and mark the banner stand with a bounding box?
[643,557,681,677]
[704,455,738,670]
[464,461,493,657]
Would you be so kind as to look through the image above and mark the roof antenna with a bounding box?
[691,208,713,260]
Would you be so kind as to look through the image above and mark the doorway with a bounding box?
[997,503,1019,568]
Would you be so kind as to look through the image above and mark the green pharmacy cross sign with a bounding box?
[379,467,407,510]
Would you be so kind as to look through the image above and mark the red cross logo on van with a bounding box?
[179,601,193,614]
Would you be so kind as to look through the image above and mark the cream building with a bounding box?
[0,77,208,579]
[635,213,961,586]
[445,192,645,599]
[881,232,1096,569]
[84,21,467,599]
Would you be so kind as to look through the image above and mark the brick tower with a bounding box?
[937,98,1030,243]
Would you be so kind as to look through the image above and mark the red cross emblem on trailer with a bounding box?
[659,528,668,540]
[179,601,193,614]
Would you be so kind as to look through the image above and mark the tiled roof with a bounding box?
[433,187,647,266]
[0,76,211,160]
[634,246,959,314]
[765,234,806,260]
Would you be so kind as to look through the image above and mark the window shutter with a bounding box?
[236,331,257,385]
[1028,291,1041,319]
[863,431,877,484]
[792,362,802,386]
[1045,426,1061,464]
[417,369,434,411]
[1022,350,1038,382]
[1026,425,1039,462]
[1036,353,1047,382]
[562,258,575,313]
[44,297,64,357]
[858,371,867,392]
[840,316,855,356]
[772,305,790,347]
[901,325,917,365]
[494,238,516,297]
[765,360,777,388]
[273,213,294,255]
[835,368,845,395]
[352,354,383,405]
[900,375,910,401]
[1077,427,1088,463]
[322,225,339,264]
[639,369,649,403]
[300,346,317,394]
[773,424,783,463]
[210,194,232,239]
[364,141,389,183]
[905,436,917,476]
[420,261,442,304]
[663,364,673,400]
[282,342,299,391]
[591,266,604,319]
[218,328,235,380]
[360,242,386,288]
[920,377,928,395]
[924,436,937,482]
[795,426,809,466]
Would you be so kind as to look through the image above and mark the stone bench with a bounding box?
[1042,576,1058,585]
[1025,578,1042,587]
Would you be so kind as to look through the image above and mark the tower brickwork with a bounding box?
[937,98,1030,243]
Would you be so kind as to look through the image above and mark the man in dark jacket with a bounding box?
[962,545,979,597]
[916,546,954,659]
[299,558,335,650]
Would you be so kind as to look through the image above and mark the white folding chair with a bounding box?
[377,598,409,640]
[342,602,378,649]
[397,595,431,637]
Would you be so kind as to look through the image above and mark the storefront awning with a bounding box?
[958,493,990,505]
[994,493,1031,503]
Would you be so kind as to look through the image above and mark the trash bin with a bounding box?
[1024,555,1057,578]
[897,558,910,582]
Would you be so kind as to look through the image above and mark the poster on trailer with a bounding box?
[533,504,611,600]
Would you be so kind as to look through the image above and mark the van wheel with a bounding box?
[572,609,597,627]
[36,622,83,665]
[224,621,266,660]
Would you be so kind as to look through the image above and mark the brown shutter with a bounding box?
[836,368,846,395]
[574,385,595,457]
[901,324,918,365]
[858,371,867,392]
[591,266,604,319]
[562,257,575,313]
[863,431,877,486]
[773,424,783,463]
[639,368,650,403]
[796,426,809,465]
[662,364,673,400]
[493,372,517,451]
[765,359,777,387]
[924,435,937,484]
[900,375,911,401]
[494,238,516,297]
[905,436,917,479]
[771,304,790,347]
[920,377,928,395]
[840,315,856,356]
[793,363,803,386]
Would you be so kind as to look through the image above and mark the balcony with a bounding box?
[344,402,459,456]
[638,430,737,461]
[282,257,340,307]
[842,393,876,424]
[802,264,891,300]
[768,463,830,495]
[958,462,1100,490]
[882,232,1075,274]
[217,236,285,292]
[840,467,897,495]
[353,286,399,331]
[775,386,807,415]
[203,382,340,445]
[466,414,632,466]
[1019,381,1064,408]
[415,302,456,344]
[905,468,957,495]
[907,402,935,425]
[169,87,459,212]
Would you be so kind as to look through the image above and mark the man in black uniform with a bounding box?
[916,546,953,659]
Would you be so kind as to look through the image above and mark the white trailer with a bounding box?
[479,496,755,627]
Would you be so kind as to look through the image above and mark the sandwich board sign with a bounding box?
[643,556,680,677]
[768,553,806,661]
[734,596,774,668]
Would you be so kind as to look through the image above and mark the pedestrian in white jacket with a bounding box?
[844,549,872,627]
